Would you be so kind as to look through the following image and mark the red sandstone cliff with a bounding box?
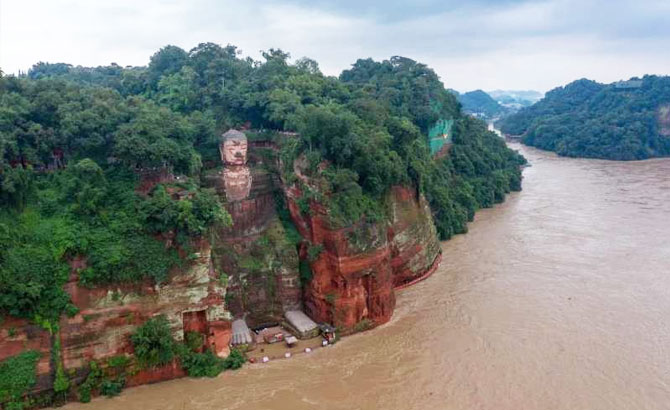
[284,180,441,330]
[388,186,442,289]
[0,240,231,402]
[0,139,441,406]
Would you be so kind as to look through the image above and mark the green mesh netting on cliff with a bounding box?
[428,118,454,154]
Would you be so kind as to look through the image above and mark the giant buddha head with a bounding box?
[220,129,248,166]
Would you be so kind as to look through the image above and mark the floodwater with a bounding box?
[63,143,670,410]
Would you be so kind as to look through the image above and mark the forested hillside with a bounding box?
[0,44,524,324]
[498,76,670,160]
[455,89,507,119]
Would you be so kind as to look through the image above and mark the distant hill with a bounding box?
[488,90,543,110]
[454,90,507,120]
[498,76,670,160]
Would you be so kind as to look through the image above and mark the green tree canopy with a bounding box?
[498,76,670,160]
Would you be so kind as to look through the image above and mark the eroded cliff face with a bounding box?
[0,318,53,394]
[284,181,441,330]
[0,239,230,398]
[388,186,442,289]
[60,241,231,368]
[0,133,442,405]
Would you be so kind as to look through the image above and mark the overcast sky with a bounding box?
[1,0,669,92]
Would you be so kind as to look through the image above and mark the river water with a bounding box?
[63,143,670,410]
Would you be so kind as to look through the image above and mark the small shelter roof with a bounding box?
[285,310,318,334]
[231,319,253,345]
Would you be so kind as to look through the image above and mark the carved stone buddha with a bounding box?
[220,130,252,202]
[220,129,248,166]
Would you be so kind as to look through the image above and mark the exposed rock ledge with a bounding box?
[285,185,442,329]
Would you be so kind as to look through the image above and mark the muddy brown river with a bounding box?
[63,143,670,410]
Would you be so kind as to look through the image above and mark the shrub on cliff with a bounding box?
[131,315,176,368]
[131,315,247,377]
[76,357,130,402]
[178,349,224,378]
[176,338,246,377]
[0,212,76,320]
[99,378,125,397]
[177,348,246,378]
[140,184,231,237]
[77,361,102,403]
[222,348,246,370]
[0,350,40,410]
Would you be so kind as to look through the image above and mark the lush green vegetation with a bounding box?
[454,90,507,119]
[334,57,525,239]
[1,43,522,351]
[130,315,245,378]
[0,42,525,406]
[1,45,525,327]
[76,357,131,402]
[77,361,102,403]
[498,76,670,160]
[0,350,40,410]
[179,347,246,377]
[422,117,524,238]
[130,315,178,368]
[0,72,230,321]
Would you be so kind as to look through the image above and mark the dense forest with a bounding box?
[454,89,507,119]
[0,43,524,327]
[498,76,670,160]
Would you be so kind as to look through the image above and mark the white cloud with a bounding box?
[1,0,668,92]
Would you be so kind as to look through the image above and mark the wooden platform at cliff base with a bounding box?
[394,252,442,292]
